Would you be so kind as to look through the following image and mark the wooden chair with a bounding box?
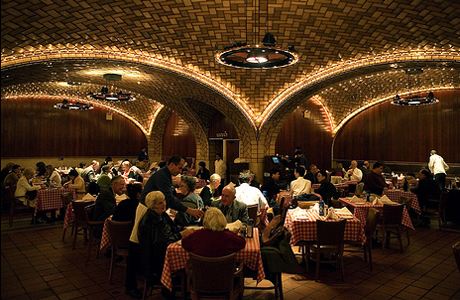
[4,186,34,227]
[453,241,460,273]
[398,195,412,244]
[344,208,380,271]
[309,219,347,281]
[437,191,450,229]
[107,219,133,284]
[186,252,243,300]
[247,204,260,228]
[142,270,187,300]
[71,200,94,250]
[61,192,74,241]
[84,204,105,265]
[375,204,405,253]
[330,199,343,209]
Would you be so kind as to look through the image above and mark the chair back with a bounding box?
[453,241,460,273]
[181,199,197,208]
[348,183,357,194]
[247,204,258,221]
[189,252,237,293]
[382,204,404,226]
[398,195,412,210]
[107,219,133,249]
[439,190,449,206]
[316,219,346,246]
[61,192,73,208]
[356,183,365,194]
[330,199,343,209]
[72,200,94,225]
[364,208,380,239]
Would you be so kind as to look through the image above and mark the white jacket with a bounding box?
[428,154,449,175]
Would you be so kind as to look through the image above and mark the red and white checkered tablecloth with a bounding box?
[383,189,421,214]
[62,197,96,229]
[161,228,265,291]
[339,198,415,230]
[35,188,76,216]
[100,217,112,253]
[285,209,366,247]
[259,207,269,227]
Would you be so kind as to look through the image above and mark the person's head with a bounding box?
[45,165,54,176]
[141,147,147,152]
[238,171,251,184]
[167,155,185,176]
[372,162,384,174]
[221,185,236,207]
[209,173,221,189]
[430,150,437,156]
[68,169,78,180]
[215,153,222,161]
[316,170,328,182]
[91,160,100,170]
[363,161,369,168]
[407,172,416,178]
[132,158,140,166]
[309,164,317,173]
[12,165,21,174]
[122,161,131,171]
[4,162,14,171]
[295,150,302,157]
[270,168,280,180]
[145,191,166,215]
[202,207,227,231]
[126,183,143,200]
[101,165,110,174]
[158,161,167,168]
[336,162,343,168]
[180,175,196,194]
[79,162,86,168]
[419,169,432,180]
[295,146,301,152]
[110,176,126,195]
[23,168,35,179]
[198,161,206,170]
[36,162,46,171]
[105,156,112,163]
[350,160,358,169]
[295,166,305,177]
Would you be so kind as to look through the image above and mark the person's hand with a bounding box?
[186,208,204,219]
[180,228,195,239]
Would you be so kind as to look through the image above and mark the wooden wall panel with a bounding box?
[276,99,334,170]
[208,111,238,139]
[162,112,196,158]
[1,97,147,158]
[334,90,460,164]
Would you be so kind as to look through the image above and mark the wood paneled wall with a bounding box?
[334,90,460,164]
[1,97,147,158]
[162,112,196,158]
[276,89,460,171]
[275,99,334,170]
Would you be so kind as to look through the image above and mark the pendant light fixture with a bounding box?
[392,69,438,106]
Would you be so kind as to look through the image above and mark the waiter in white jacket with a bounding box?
[428,150,449,190]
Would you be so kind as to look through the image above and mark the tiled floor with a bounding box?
[2,213,460,300]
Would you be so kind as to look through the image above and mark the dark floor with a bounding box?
[2,211,460,300]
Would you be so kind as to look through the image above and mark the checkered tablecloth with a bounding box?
[339,198,415,230]
[35,188,76,216]
[100,217,112,253]
[285,209,366,247]
[383,189,421,214]
[161,228,265,291]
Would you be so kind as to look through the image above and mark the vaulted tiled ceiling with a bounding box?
[1,0,459,137]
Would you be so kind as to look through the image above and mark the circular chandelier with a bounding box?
[54,99,93,110]
[215,1,299,69]
[391,69,439,107]
[88,73,135,102]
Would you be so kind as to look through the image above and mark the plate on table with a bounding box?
[296,216,309,221]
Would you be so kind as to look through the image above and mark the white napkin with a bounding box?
[81,193,96,201]
[379,195,396,204]
[326,208,339,220]
[116,194,129,201]
[312,203,319,212]
[372,197,383,205]
[335,207,353,218]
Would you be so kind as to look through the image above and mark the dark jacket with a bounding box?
[314,180,339,201]
[412,177,441,207]
[138,210,182,286]
[199,186,216,207]
[112,197,139,222]
[92,187,117,238]
[211,199,249,226]
[196,168,210,182]
[304,172,319,184]
[363,171,388,196]
[140,167,187,212]
[261,177,281,204]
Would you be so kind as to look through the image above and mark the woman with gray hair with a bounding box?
[182,207,246,257]
[199,173,221,207]
[175,175,204,226]
[14,167,47,223]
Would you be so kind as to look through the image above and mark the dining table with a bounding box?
[161,228,265,291]
[35,187,76,217]
[382,189,421,214]
[284,208,366,247]
[339,197,415,230]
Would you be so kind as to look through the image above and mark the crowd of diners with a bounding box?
[1,147,458,299]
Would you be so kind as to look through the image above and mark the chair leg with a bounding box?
[406,227,410,245]
[315,250,320,281]
[397,228,403,253]
[108,246,114,284]
[72,226,78,250]
[85,235,93,265]
[62,227,67,241]
[368,245,373,272]
[277,273,283,300]
[340,250,345,281]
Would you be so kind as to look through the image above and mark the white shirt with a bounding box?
[347,168,363,181]
[428,154,449,175]
[235,183,268,214]
[290,177,312,196]
[49,170,62,187]
[214,159,227,179]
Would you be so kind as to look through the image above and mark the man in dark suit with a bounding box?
[211,185,249,226]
